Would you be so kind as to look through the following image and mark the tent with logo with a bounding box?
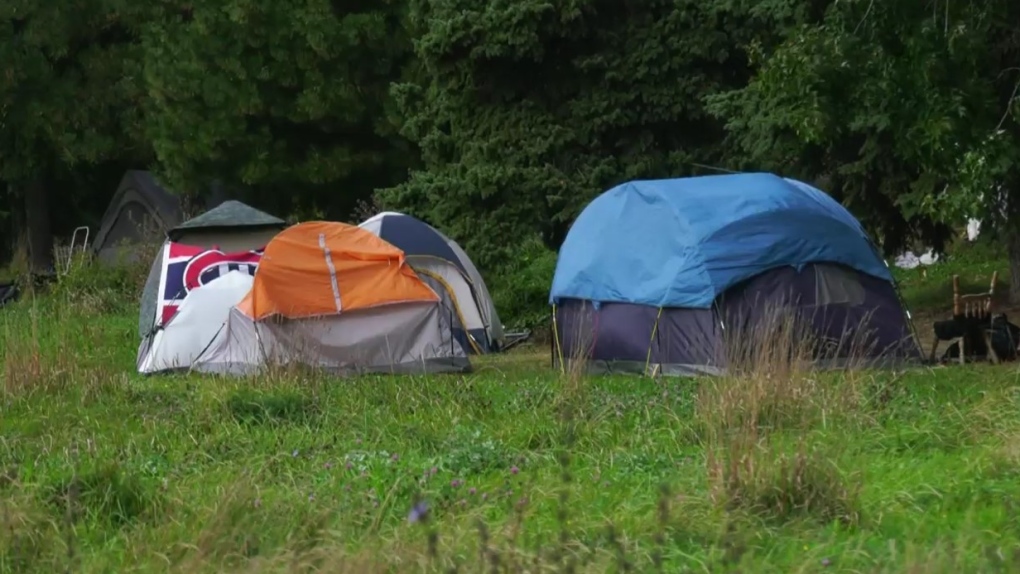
[359,211,504,353]
[137,270,255,373]
[550,173,923,376]
[92,171,184,264]
[191,221,471,375]
[137,200,287,339]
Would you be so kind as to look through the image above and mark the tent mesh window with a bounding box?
[813,264,866,306]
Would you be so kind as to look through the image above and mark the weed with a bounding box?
[226,390,321,427]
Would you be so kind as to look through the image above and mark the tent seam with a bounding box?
[318,233,343,313]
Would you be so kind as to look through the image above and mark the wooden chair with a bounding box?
[928,272,1000,364]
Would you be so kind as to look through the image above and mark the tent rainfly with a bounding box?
[549,172,923,377]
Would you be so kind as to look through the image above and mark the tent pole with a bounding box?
[551,304,565,375]
[644,307,663,376]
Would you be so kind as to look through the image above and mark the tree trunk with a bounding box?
[1011,230,1020,303]
[24,179,54,275]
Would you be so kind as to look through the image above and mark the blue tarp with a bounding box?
[549,173,892,309]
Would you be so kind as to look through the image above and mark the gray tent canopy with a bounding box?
[92,171,184,264]
[137,200,287,338]
[167,200,285,243]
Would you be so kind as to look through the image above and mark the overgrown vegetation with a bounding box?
[1,1,1017,569]
[2,241,1020,572]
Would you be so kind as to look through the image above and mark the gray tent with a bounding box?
[138,200,287,338]
[92,171,184,264]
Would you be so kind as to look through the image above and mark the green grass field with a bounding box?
[2,240,1020,573]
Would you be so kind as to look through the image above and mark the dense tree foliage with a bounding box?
[1,0,1018,313]
[708,0,1020,286]
[0,0,151,271]
[379,0,761,270]
[140,0,416,219]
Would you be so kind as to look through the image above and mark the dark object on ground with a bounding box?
[32,270,57,288]
[501,329,531,351]
[0,280,19,309]
[0,272,58,311]
[938,313,1020,363]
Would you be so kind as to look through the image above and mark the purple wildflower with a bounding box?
[391,453,399,462]
[510,466,519,475]
[451,479,462,488]
[469,487,477,495]
[408,500,430,523]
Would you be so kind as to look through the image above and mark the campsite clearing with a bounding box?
[2,242,1020,572]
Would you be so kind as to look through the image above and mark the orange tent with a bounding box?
[237,221,439,320]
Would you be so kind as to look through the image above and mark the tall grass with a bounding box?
[2,257,1020,572]
[698,303,877,530]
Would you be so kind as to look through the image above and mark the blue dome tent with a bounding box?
[550,173,922,376]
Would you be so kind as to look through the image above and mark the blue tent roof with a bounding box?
[549,173,892,309]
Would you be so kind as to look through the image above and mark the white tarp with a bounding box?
[137,270,255,373]
[892,218,982,270]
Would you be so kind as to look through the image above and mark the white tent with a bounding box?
[136,200,286,339]
[137,270,255,374]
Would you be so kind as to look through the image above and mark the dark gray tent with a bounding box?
[92,171,184,264]
[137,200,287,338]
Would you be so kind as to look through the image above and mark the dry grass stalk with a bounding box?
[699,298,877,525]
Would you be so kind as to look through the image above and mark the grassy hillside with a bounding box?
[2,241,1019,573]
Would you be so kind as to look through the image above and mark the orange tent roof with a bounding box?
[238,221,439,320]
